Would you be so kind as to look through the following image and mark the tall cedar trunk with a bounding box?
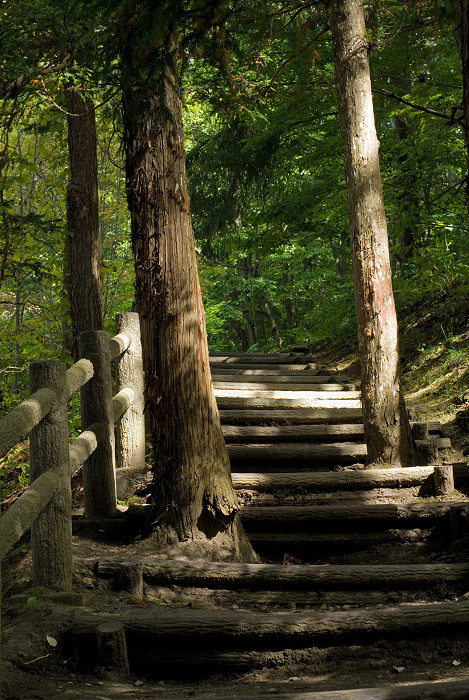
[329,0,420,466]
[462,0,469,208]
[64,90,102,360]
[122,66,256,560]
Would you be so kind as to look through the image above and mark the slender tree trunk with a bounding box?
[64,89,102,360]
[461,0,469,208]
[329,0,420,466]
[122,61,257,561]
[261,297,283,348]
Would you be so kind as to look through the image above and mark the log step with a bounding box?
[228,442,367,465]
[239,502,459,528]
[173,680,469,699]
[212,373,353,384]
[214,382,358,391]
[219,409,363,424]
[72,601,469,672]
[210,363,319,372]
[224,424,366,442]
[209,355,313,365]
[227,439,451,466]
[96,557,469,590]
[216,398,362,410]
[231,464,466,491]
[215,389,361,400]
[209,352,293,358]
[211,367,346,377]
[223,424,443,442]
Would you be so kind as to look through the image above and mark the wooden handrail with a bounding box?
[0,313,145,695]
[66,358,94,397]
[0,387,57,460]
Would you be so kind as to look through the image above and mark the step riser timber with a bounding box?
[96,558,469,590]
[72,601,469,680]
[216,389,361,400]
[215,382,358,391]
[219,409,364,424]
[223,424,442,442]
[217,398,362,410]
[210,362,317,370]
[229,443,367,464]
[231,465,466,491]
[213,374,353,383]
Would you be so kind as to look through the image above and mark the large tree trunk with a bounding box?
[329,0,420,466]
[64,89,102,360]
[122,61,257,561]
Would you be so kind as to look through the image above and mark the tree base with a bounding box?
[149,515,260,563]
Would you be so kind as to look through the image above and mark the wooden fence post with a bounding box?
[79,331,116,518]
[29,361,73,590]
[115,312,146,472]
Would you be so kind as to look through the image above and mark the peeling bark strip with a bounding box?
[329,0,419,466]
[122,44,255,560]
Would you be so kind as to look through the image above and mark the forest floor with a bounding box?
[1,297,469,699]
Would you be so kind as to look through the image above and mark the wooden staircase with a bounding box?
[86,351,469,697]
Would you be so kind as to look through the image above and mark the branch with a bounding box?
[374,87,457,122]
[2,53,73,98]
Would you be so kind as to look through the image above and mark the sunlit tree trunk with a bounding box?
[122,57,257,561]
[329,0,420,466]
[64,89,102,360]
[461,0,469,208]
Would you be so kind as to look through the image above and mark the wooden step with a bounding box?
[223,424,366,442]
[228,442,367,465]
[215,389,361,400]
[182,680,469,700]
[212,373,353,384]
[210,362,318,371]
[219,409,364,424]
[210,355,315,365]
[214,382,358,391]
[210,352,292,358]
[72,601,469,675]
[96,557,469,590]
[240,502,459,528]
[223,424,444,442]
[217,397,362,410]
[228,439,450,466]
[231,465,467,491]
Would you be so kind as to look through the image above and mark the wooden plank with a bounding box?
[215,389,361,400]
[213,373,352,384]
[231,467,438,490]
[228,442,367,464]
[216,398,362,410]
[210,356,311,365]
[210,363,317,371]
[96,557,469,590]
[209,352,292,358]
[73,599,469,644]
[181,680,469,700]
[223,424,365,442]
[219,409,363,424]
[240,502,458,525]
[214,382,357,392]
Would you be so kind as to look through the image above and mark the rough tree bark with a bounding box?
[122,52,257,562]
[64,89,102,360]
[329,0,420,466]
[461,0,469,208]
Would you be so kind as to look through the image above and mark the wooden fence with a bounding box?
[0,312,145,690]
